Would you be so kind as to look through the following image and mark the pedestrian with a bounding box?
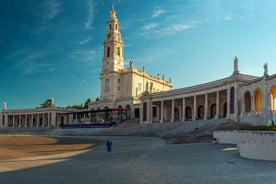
[106,140,112,152]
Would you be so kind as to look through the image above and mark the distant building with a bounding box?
[1,6,276,128]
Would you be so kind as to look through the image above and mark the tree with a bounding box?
[84,98,91,109]
[40,99,53,108]
[96,97,100,101]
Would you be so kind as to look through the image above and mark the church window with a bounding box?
[117,47,120,56]
[118,86,120,90]
[107,47,110,57]
[109,24,111,30]
[118,79,120,83]
[105,79,109,91]
[116,24,118,30]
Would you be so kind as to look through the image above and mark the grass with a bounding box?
[240,125,276,131]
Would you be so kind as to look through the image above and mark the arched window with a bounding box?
[223,102,227,118]
[271,85,276,111]
[185,107,192,120]
[244,91,251,113]
[254,88,262,114]
[105,79,109,91]
[107,47,110,57]
[198,105,204,119]
[210,104,216,118]
[117,47,120,56]
[174,107,179,121]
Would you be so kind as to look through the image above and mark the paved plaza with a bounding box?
[1,136,276,184]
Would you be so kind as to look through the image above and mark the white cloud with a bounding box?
[143,23,159,30]
[39,0,63,21]
[163,23,194,35]
[79,38,92,45]
[85,0,95,30]
[152,9,165,18]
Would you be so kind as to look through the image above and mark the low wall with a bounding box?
[213,130,276,161]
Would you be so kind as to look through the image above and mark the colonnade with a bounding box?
[0,111,57,128]
[141,86,238,123]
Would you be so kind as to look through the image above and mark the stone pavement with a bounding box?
[1,136,276,184]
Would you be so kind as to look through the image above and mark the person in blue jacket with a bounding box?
[106,140,112,152]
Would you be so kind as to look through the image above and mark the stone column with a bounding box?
[160,101,164,123]
[171,99,175,122]
[216,91,220,119]
[234,87,238,121]
[37,114,39,127]
[5,114,8,127]
[204,94,208,120]
[42,113,45,127]
[193,96,197,121]
[182,97,186,122]
[19,115,21,127]
[251,94,255,115]
[12,115,15,127]
[25,114,27,127]
[147,100,152,123]
[140,101,144,124]
[227,87,231,118]
[51,111,57,127]
[31,114,34,127]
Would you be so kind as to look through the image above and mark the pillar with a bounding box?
[31,114,34,127]
[227,87,231,118]
[5,114,8,127]
[12,115,15,127]
[48,112,51,127]
[234,86,238,121]
[19,115,21,127]
[193,96,197,121]
[160,101,164,123]
[204,94,208,120]
[251,94,255,115]
[171,99,174,122]
[182,97,186,122]
[216,91,220,119]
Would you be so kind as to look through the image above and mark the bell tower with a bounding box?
[100,4,124,102]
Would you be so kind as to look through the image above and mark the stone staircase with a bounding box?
[166,133,213,144]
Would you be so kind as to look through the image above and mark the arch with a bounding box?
[223,102,227,118]
[210,104,216,119]
[118,105,123,108]
[104,106,109,109]
[271,85,276,111]
[107,47,110,57]
[244,91,251,113]
[185,106,192,120]
[126,105,131,120]
[105,79,109,91]
[39,117,43,126]
[254,88,262,114]
[197,105,204,119]
[174,107,180,121]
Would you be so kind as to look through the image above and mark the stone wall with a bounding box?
[213,130,276,161]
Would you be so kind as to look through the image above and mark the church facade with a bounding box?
[1,6,276,128]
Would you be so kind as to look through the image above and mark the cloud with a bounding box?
[163,23,194,35]
[79,38,92,45]
[4,49,55,75]
[85,0,95,30]
[152,9,165,18]
[143,23,159,30]
[39,0,63,22]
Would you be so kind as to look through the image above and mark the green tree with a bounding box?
[40,99,53,108]
[84,98,91,109]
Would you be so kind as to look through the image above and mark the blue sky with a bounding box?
[1,0,276,109]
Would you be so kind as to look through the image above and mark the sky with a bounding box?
[1,0,276,109]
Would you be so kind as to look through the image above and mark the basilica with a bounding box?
[1,6,276,128]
